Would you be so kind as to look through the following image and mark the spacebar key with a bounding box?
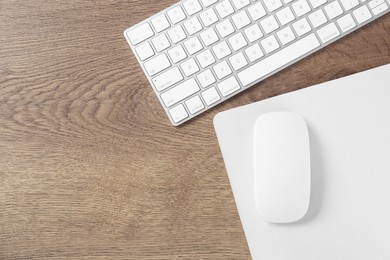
[238,33,320,87]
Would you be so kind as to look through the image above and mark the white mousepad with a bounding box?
[214,64,390,260]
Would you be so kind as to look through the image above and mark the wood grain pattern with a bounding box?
[0,0,389,258]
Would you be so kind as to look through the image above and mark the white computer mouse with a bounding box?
[253,112,311,224]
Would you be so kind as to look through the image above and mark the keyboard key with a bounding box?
[126,23,154,45]
[217,76,241,97]
[292,0,311,17]
[135,42,154,61]
[152,34,171,52]
[213,60,232,79]
[229,52,248,70]
[201,0,218,7]
[196,49,216,68]
[151,14,170,33]
[247,2,267,21]
[293,17,312,36]
[232,11,251,29]
[168,45,187,63]
[169,104,188,123]
[261,35,280,53]
[200,28,219,46]
[260,15,279,34]
[184,17,203,35]
[308,0,327,8]
[185,96,204,114]
[161,78,200,107]
[213,41,232,59]
[277,26,296,45]
[231,0,251,10]
[317,22,340,43]
[215,0,235,18]
[339,0,359,11]
[168,25,187,44]
[276,7,295,26]
[238,33,320,86]
[183,0,202,15]
[199,8,219,27]
[324,1,344,19]
[197,69,216,88]
[167,6,186,24]
[353,5,373,23]
[245,44,264,62]
[152,67,183,92]
[144,53,171,76]
[201,87,220,105]
[244,24,264,43]
[228,32,248,51]
[263,0,283,12]
[308,9,328,28]
[184,36,203,55]
[369,0,385,9]
[216,19,235,38]
[371,2,388,15]
[181,58,200,76]
[337,14,356,32]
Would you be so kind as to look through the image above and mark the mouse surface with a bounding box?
[253,112,310,223]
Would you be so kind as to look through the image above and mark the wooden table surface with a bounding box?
[0,0,389,258]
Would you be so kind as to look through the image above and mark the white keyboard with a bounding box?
[124,0,389,126]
